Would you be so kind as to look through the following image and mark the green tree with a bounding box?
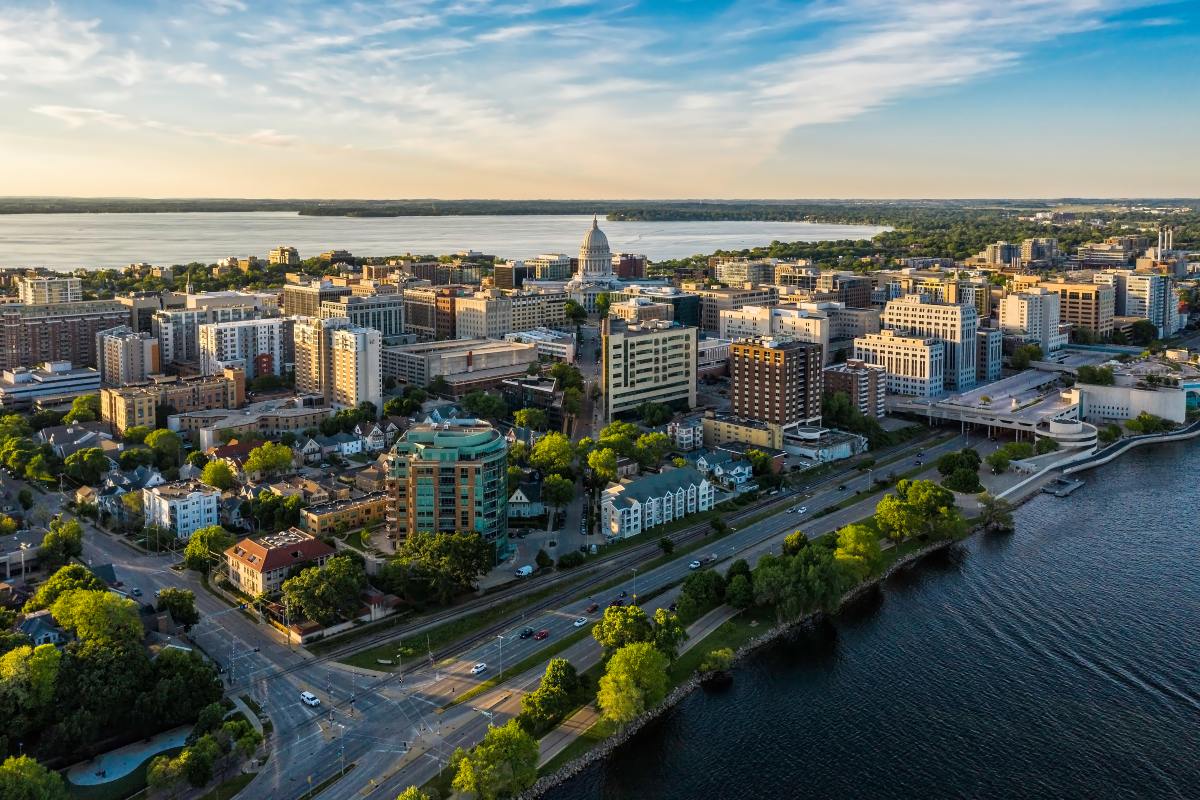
[0,755,70,800]
[978,492,1015,534]
[40,518,84,570]
[591,605,654,653]
[534,548,553,570]
[638,401,671,427]
[156,588,200,627]
[379,531,492,606]
[451,718,538,800]
[597,642,670,725]
[531,432,575,477]
[512,407,548,432]
[144,429,183,468]
[118,448,156,472]
[63,394,100,424]
[64,447,110,485]
[182,734,221,787]
[461,390,508,421]
[541,474,575,522]
[563,299,587,325]
[183,525,236,572]
[518,658,580,734]
[1128,318,1158,346]
[1009,344,1043,370]
[743,448,773,475]
[586,447,619,486]
[634,432,672,468]
[833,523,882,581]
[726,573,754,609]
[782,530,808,555]
[595,292,612,318]
[17,488,32,511]
[652,607,687,660]
[24,454,56,484]
[942,467,983,494]
[281,556,367,627]
[186,451,210,469]
[658,536,675,556]
[24,564,104,611]
[561,386,583,417]
[699,647,734,674]
[146,753,184,796]
[547,362,584,391]
[0,414,32,445]
[985,450,1010,474]
[123,425,153,444]
[426,375,450,396]
[243,441,294,476]
[1035,437,1060,455]
[50,589,143,643]
[200,460,236,490]
[396,787,432,800]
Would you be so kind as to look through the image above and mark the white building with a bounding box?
[600,467,714,539]
[564,217,624,313]
[330,326,382,413]
[143,480,221,540]
[504,327,576,361]
[999,288,1068,354]
[666,416,704,451]
[19,276,82,305]
[0,361,100,408]
[602,318,697,421]
[1095,271,1180,338]
[881,295,978,390]
[198,317,287,380]
[854,330,945,397]
[719,304,832,362]
[697,337,731,375]
[153,305,258,364]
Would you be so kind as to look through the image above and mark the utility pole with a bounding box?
[497,634,504,677]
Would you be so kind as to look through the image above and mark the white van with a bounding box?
[514,565,534,578]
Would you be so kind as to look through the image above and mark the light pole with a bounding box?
[18,542,29,580]
[631,567,638,598]
[497,634,504,677]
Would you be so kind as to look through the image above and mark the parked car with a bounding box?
[573,617,588,628]
[470,663,488,675]
[533,629,549,641]
[518,627,535,639]
[688,560,702,570]
[300,691,321,707]
[586,603,599,613]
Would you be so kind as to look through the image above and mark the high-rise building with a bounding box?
[610,286,701,328]
[18,276,82,305]
[1020,238,1058,266]
[853,330,945,398]
[198,318,288,380]
[526,254,573,280]
[881,295,978,390]
[774,262,820,288]
[999,288,1068,354]
[1095,271,1179,338]
[151,305,259,365]
[330,326,382,413]
[319,294,406,338]
[402,286,468,340]
[385,420,509,549]
[269,246,300,266]
[979,241,1020,267]
[729,337,822,427]
[493,261,528,290]
[96,325,161,386]
[282,281,352,317]
[815,272,873,308]
[976,329,1003,383]
[602,318,697,421]
[712,258,775,286]
[1040,280,1115,339]
[116,291,184,333]
[453,289,567,339]
[683,283,779,333]
[823,359,886,419]
[0,300,129,370]
[294,316,349,402]
[719,305,832,362]
[612,254,646,280]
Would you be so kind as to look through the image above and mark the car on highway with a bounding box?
[533,629,549,640]
[837,484,847,491]
[470,663,488,675]
[608,598,624,607]
[131,588,142,597]
[518,627,535,639]
[585,602,599,614]
[573,616,588,627]
[796,506,807,514]
[688,560,702,570]
[300,691,321,707]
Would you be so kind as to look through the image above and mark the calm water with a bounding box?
[0,213,888,270]
[547,442,1200,800]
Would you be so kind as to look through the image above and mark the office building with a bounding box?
[815,272,873,308]
[1095,271,1179,338]
[729,337,822,427]
[385,420,509,549]
[697,337,731,376]
[853,330,945,397]
[0,299,129,370]
[300,493,388,538]
[713,258,775,286]
[117,291,184,333]
[0,361,100,409]
[143,480,221,540]
[493,261,528,290]
[601,467,714,540]
[319,293,406,338]
[96,326,161,386]
[881,295,978,390]
[511,290,566,331]
[269,246,300,266]
[225,528,334,597]
[611,297,674,324]
[610,286,701,327]
[282,280,352,317]
[100,369,245,434]
[684,283,779,333]
[526,253,573,281]
[455,290,514,339]
[977,241,1020,268]
[152,305,258,365]
[198,318,288,380]
[612,254,646,280]
[18,276,82,305]
[1075,237,1144,268]
[976,329,1003,383]
[330,326,382,413]
[719,304,830,360]
[999,288,1068,354]
[1020,238,1058,266]
[774,262,821,288]
[1041,280,1115,339]
[602,318,697,421]
[382,339,537,394]
[823,359,887,419]
[402,285,468,340]
[503,328,576,361]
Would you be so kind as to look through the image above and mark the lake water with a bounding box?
[545,441,1200,800]
[0,213,889,270]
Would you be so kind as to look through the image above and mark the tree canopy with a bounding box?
[597,642,670,725]
[243,441,294,476]
[281,555,367,627]
[183,525,236,572]
[24,565,104,612]
[451,719,538,800]
[200,460,236,490]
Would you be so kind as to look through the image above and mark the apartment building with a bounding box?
[612,253,647,280]
[601,467,714,540]
[815,272,873,308]
[1020,237,1058,265]
[1040,280,1115,339]
[493,262,528,290]
[853,330,945,397]
[116,290,184,333]
[683,283,779,333]
[610,298,674,324]
[152,305,258,364]
[143,480,221,539]
[269,246,300,266]
[100,368,245,434]
[300,492,388,538]
[1095,271,1179,338]
[601,318,697,421]
[319,294,406,338]
[170,402,332,450]
[385,420,509,549]
[282,281,352,317]
[96,326,160,386]
[198,318,288,380]
[823,359,887,419]
[402,286,468,340]
[225,528,334,597]
[18,276,82,305]
[330,326,382,412]
[526,253,573,280]
[0,300,129,370]
[511,290,566,331]
[774,262,820,288]
[729,337,822,427]
[999,288,1068,354]
[712,258,775,286]
[381,339,537,394]
[881,295,978,390]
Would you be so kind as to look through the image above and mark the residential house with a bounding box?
[354,461,387,492]
[615,456,639,479]
[96,466,166,521]
[508,481,544,519]
[716,441,788,473]
[693,450,752,489]
[18,610,65,646]
[143,480,221,539]
[224,528,335,597]
[600,467,715,539]
[355,422,388,453]
[37,422,119,461]
[667,416,704,451]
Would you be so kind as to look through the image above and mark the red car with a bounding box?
[533,629,549,641]
[585,603,599,614]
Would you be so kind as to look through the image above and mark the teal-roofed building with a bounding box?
[385,419,511,557]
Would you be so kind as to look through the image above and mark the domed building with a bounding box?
[565,216,623,312]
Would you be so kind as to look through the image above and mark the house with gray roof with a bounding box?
[600,466,714,540]
[18,609,65,646]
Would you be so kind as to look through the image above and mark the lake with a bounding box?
[545,441,1200,800]
[0,213,889,270]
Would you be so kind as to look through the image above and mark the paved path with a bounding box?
[66,725,190,786]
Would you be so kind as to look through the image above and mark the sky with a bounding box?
[0,0,1197,199]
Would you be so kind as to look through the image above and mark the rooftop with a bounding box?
[225,528,334,574]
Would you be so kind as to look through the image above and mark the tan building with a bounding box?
[100,368,245,434]
[611,298,674,324]
[18,276,82,305]
[294,316,347,402]
[224,528,335,597]
[300,492,388,537]
[330,326,382,412]
[853,330,944,398]
[170,402,332,449]
[682,283,779,333]
[96,325,161,386]
[701,411,783,449]
[282,281,352,317]
[269,246,300,266]
[1040,280,1115,339]
[730,337,822,427]
[601,318,697,421]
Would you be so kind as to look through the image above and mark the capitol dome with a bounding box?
[577,215,613,279]
[580,215,610,255]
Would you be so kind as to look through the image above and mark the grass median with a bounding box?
[443,625,596,710]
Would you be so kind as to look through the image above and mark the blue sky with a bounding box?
[1,0,1196,198]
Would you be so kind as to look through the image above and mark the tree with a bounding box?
[51,589,143,643]
[978,492,1015,534]
[534,548,553,570]
[676,569,725,619]
[519,658,580,734]
[186,451,210,469]
[123,425,153,444]
[1128,318,1158,346]
[942,467,983,494]
[595,292,612,318]
[396,789,432,800]
[379,531,492,606]
[782,530,808,555]
[586,447,618,486]
[64,447,110,485]
[591,605,653,653]
[597,642,670,725]
[634,432,672,468]
[512,408,548,432]
[146,753,184,796]
[196,460,236,491]
[1035,437,1060,455]
[638,402,671,427]
[985,450,1010,474]
[0,756,69,800]
[531,432,575,477]
[40,518,84,570]
[182,734,221,787]
[451,719,538,800]
[63,394,100,424]
[243,441,294,477]
[563,299,587,325]
[281,556,366,627]
[24,564,104,611]
[699,647,734,674]
[0,515,16,536]
[547,362,584,392]
[156,588,200,627]
[1010,344,1043,370]
[118,448,156,472]
[541,474,574,522]
[1075,365,1115,386]
[184,525,236,572]
[726,573,754,609]
[24,454,56,484]
[16,489,32,511]
[561,386,583,417]
[0,414,32,445]
[743,449,773,475]
[652,607,687,660]
[833,523,882,581]
[426,375,450,396]
[462,390,507,421]
[144,429,183,468]
[658,536,675,556]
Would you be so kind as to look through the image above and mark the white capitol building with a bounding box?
[563,215,624,313]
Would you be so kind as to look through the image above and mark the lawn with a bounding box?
[196,773,255,800]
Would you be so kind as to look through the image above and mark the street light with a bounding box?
[631,567,638,598]
[497,634,504,677]
[18,542,30,580]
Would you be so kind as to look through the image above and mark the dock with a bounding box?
[1042,477,1085,498]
